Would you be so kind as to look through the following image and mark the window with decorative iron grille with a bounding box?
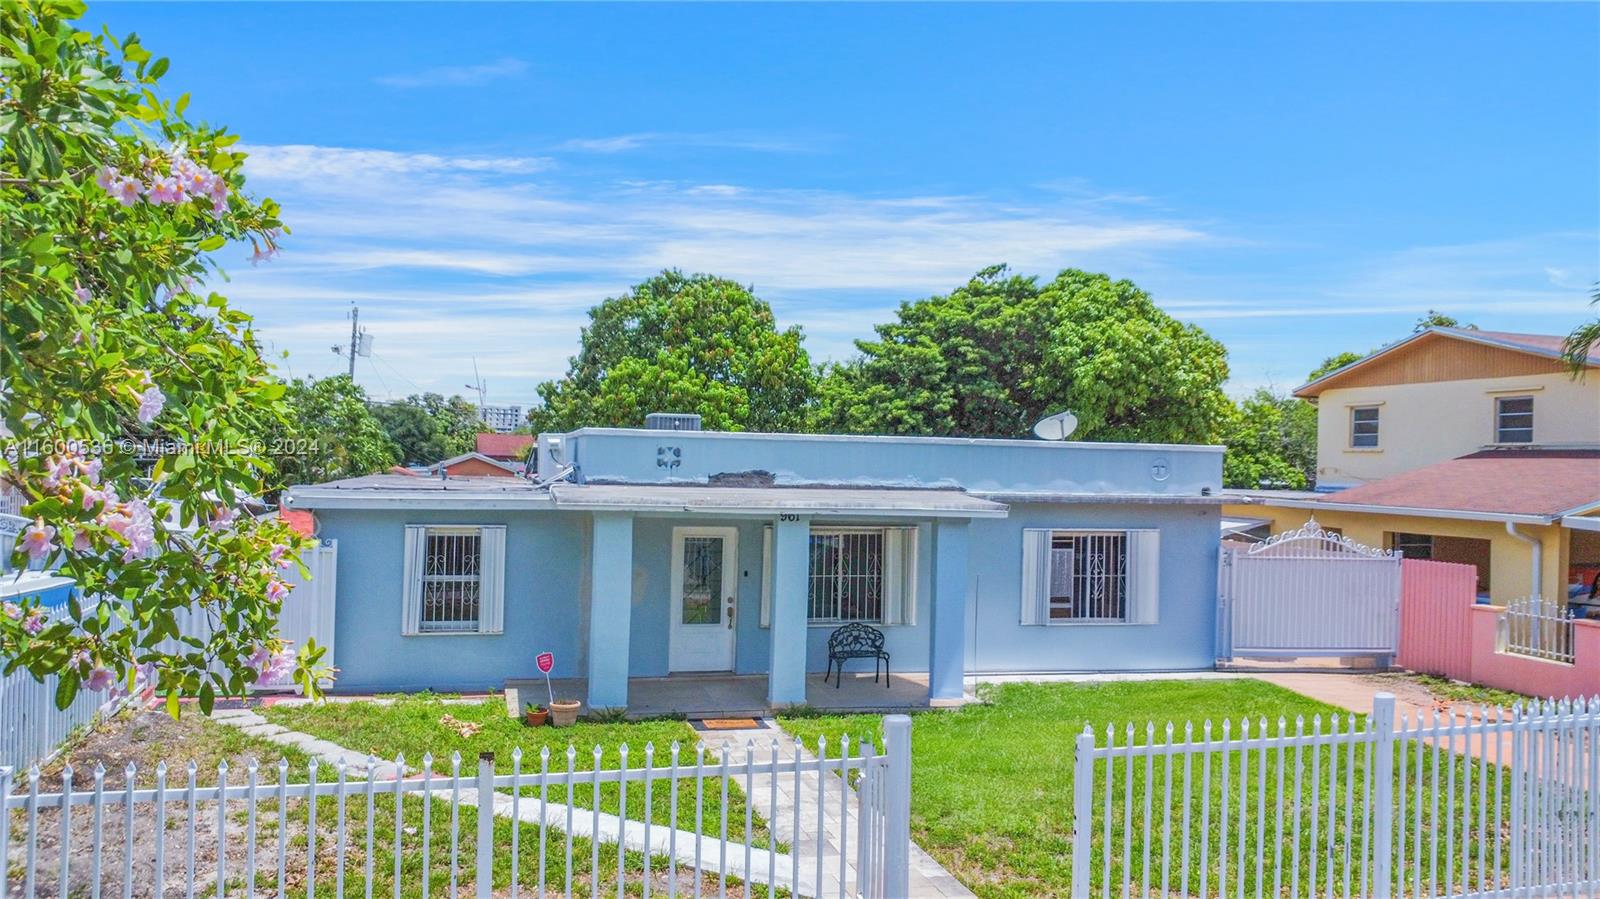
[1047,531,1128,621]
[420,527,482,632]
[808,529,885,623]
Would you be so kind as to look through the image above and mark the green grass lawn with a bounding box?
[779,678,1511,899]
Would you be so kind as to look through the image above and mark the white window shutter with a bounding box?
[759,526,772,628]
[401,525,427,635]
[477,525,507,634]
[881,527,919,626]
[1020,529,1051,626]
[1126,529,1161,625]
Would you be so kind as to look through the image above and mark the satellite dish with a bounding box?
[1032,410,1078,441]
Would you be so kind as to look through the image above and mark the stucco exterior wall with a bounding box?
[1222,503,1567,604]
[316,508,589,692]
[1313,372,1600,486]
[966,502,1221,673]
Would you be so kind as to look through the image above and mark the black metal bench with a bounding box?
[824,622,890,689]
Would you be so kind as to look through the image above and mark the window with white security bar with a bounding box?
[1021,528,1160,626]
[809,529,885,622]
[402,525,506,635]
[759,526,918,627]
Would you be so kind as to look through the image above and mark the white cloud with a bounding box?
[240,144,553,180]
[374,57,528,89]
[553,132,818,155]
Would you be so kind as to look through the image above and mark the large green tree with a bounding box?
[813,266,1232,443]
[371,393,484,465]
[1,0,326,709]
[529,270,814,433]
[271,376,398,487]
[1221,388,1318,489]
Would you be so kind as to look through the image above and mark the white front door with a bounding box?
[669,526,739,672]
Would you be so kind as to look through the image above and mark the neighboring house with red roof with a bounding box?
[430,451,524,478]
[1227,327,1600,606]
[475,433,534,464]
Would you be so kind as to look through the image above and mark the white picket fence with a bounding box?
[1072,693,1600,898]
[1217,520,1403,661]
[1,717,912,899]
[1501,597,1576,664]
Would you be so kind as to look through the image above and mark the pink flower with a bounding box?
[72,530,92,552]
[73,284,92,304]
[43,455,74,488]
[3,602,21,620]
[83,457,102,486]
[269,543,291,567]
[211,196,228,215]
[137,385,165,424]
[266,580,290,603]
[85,667,115,692]
[112,177,142,206]
[95,167,118,191]
[145,176,183,205]
[207,504,236,532]
[205,174,229,201]
[22,610,45,636]
[19,521,57,561]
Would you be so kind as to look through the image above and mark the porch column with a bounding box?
[928,518,970,703]
[768,515,810,706]
[587,512,634,710]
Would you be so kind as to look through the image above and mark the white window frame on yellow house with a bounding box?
[1349,405,1381,449]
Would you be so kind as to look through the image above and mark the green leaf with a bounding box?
[197,235,225,251]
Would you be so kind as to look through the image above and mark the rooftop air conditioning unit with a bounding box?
[645,412,703,432]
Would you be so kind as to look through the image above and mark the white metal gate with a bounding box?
[1217,520,1402,660]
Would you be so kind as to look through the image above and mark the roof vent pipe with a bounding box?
[1504,521,1542,602]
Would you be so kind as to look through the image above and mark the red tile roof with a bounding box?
[1320,450,1600,519]
[1463,329,1600,365]
[280,508,316,537]
[475,433,534,461]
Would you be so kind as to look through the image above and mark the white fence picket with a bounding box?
[1072,693,1600,899]
[1,719,908,899]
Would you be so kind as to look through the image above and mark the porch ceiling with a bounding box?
[547,483,1008,518]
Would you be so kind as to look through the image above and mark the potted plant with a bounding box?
[548,697,582,728]
[523,702,549,727]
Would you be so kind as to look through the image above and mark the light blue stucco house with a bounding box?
[283,417,1225,710]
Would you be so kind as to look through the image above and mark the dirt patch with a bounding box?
[7,704,311,899]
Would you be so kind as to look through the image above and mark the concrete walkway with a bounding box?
[207,708,965,896]
[697,721,974,899]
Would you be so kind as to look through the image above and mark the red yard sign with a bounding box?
[536,652,554,674]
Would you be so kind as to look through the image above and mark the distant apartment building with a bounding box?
[477,403,525,433]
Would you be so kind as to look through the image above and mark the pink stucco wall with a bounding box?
[1398,558,1478,681]
[1466,605,1600,698]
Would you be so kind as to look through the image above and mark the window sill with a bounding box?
[1344,447,1383,453]
[1041,620,1143,627]
[404,630,496,637]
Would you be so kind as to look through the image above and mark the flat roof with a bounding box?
[286,475,1009,517]
[548,483,1008,518]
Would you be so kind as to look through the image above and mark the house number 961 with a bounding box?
[779,513,800,522]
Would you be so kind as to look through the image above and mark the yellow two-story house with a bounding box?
[1225,327,1600,606]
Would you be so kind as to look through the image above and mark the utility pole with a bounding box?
[331,303,372,379]
[347,305,359,378]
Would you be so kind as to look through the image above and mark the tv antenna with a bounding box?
[465,357,488,409]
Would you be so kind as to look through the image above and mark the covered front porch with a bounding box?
[561,483,1006,714]
[505,671,977,720]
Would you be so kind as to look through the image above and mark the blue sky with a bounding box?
[85,2,1599,407]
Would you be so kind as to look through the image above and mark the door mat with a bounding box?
[692,718,764,731]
